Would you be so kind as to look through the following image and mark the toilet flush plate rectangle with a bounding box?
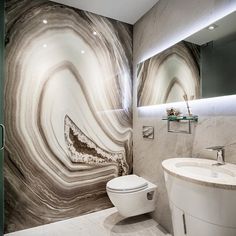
[142,126,154,139]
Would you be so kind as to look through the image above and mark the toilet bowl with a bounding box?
[106,174,157,217]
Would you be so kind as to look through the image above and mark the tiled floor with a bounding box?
[5,208,171,236]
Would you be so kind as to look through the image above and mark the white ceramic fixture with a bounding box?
[106,174,157,217]
[162,158,236,236]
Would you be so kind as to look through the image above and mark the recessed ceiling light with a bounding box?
[43,19,48,24]
[43,44,47,48]
[208,24,217,30]
[81,50,85,54]
[93,31,97,35]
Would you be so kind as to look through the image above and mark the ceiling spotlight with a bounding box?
[208,24,217,31]
[81,50,85,54]
[43,19,48,24]
[43,44,47,48]
[93,31,97,35]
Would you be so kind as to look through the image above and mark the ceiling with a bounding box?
[186,11,236,45]
[51,0,159,24]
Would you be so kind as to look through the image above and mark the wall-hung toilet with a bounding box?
[106,174,157,217]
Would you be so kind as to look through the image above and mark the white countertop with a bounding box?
[162,158,236,190]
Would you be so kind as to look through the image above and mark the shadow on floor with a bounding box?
[103,211,166,235]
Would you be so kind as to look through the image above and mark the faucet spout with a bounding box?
[206,146,225,165]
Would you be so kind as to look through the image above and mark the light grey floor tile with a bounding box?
[5,207,171,236]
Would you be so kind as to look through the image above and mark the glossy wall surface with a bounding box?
[4,0,133,233]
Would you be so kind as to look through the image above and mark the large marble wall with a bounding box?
[133,0,236,234]
[4,0,133,233]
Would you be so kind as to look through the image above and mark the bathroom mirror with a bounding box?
[137,11,236,107]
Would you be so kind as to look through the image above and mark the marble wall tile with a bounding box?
[192,116,236,164]
[133,0,236,234]
[4,0,133,233]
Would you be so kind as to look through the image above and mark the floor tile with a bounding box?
[5,208,171,236]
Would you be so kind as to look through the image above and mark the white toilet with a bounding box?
[106,174,157,217]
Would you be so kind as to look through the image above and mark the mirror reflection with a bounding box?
[137,11,236,107]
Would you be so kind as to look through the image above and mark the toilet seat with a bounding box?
[106,174,148,193]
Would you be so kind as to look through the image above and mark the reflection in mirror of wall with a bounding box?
[137,41,200,106]
[137,11,236,107]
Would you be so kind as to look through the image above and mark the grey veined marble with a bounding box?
[4,0,133,233]
[137,41,200,106]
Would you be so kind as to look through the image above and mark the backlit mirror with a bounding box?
[137,11,236,107]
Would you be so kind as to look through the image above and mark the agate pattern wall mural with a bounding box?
[4,0,132,233]
[137,41,200,106]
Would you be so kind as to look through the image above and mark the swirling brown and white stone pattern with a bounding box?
[137,41,200,106]
[4,0,133,233]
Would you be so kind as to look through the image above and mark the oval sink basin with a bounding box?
[162,158,236,188]
[162,158,236,236]
[176,161,235,178]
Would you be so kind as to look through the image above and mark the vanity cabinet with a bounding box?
[170,202,236,236]
[162,158,236,236]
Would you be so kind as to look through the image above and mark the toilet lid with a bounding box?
[106,174,148,192]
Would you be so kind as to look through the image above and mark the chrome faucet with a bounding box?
[206,146,225,165]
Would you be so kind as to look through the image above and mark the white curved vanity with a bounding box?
[162,158,236,236]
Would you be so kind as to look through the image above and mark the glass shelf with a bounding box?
[162,115,198,122]
[162,115,198,134]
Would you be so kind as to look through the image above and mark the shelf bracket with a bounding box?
[167,119,192,134]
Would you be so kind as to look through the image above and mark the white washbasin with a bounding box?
[162,157,236,236]
[178,164,233,178]
[162,157,236,188]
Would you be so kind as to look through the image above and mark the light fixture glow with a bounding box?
[43,19,48,24]
[81,50,85,54]
[137,94,236,117]
[93,31,97,35]
[208,24,218,31]
[43,44,47,48]
[208,25,215,30]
